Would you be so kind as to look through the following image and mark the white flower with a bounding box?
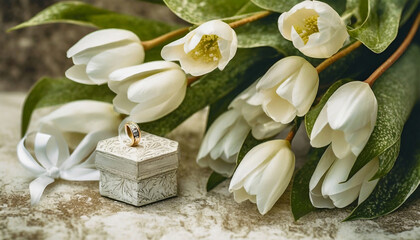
[39,100,120,149]
[310,81,377,158]
[65,29,145,85]
[161,20,237,76]
[229,82,287,140]
[278,0,349,58]
[108,61,187,123]
[309,146,379,208]
[197,109,250,176]
[254,56,319,124]
[229,140,295,215]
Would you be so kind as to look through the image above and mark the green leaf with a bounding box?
[206,172,228,191]
[250,0,346,14]
[345,105,420,221]
[236,133,265,166]
[163,0,262,24]
[291,147,326,221]
[345,0,410,53]
[9,1,180,41]
[21,77,115,137]
[350,44,420,179]
[142,47,280,136]
[304,79,352,137]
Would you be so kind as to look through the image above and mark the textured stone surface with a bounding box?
[1,92,420,239]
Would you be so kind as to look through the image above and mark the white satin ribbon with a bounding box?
[17,126,114,205]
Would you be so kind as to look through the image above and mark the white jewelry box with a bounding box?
[95,132,178,206]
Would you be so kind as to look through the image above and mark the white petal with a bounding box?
[256,147,294,215]
[321,154,356,196]
[40,101,120,134]
[178,55,219,76]
[109,61,180,82]
[127,69,186,105]
[257,56,305,90]
[86,42,144,84]
[67,29,140,58]
[128,81,186,123]
[262,96,296,124]
[358,158,379,204]
[331,130,351,159]
[229,140,289,191]
[197,110,241,160]
[309,145,336,191]
[310,105,332,147]
[327,82,376,132]
[65,65,94,85]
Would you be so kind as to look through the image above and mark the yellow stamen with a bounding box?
[293,15,319,44]
[187,34,222,63]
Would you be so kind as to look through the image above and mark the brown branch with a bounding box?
[141,11,272,51]
[364,12,420,86]
[229,11,272,28]
[316,41,362,73]
[141,27,190,51]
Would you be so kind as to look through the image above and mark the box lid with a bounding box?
[95,132,178,180]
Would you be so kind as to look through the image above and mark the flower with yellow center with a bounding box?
[161,20,238,76]
[278,1,349,58]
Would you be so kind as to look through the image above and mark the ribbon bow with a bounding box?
[17,126,113,205]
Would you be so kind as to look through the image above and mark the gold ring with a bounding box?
[124,121,141,147]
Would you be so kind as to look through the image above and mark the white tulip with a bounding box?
[161,20,237,76]
[309,146,379,208]
[310,81,377,158]
[197,109,250,176]
[39,100,121,149]
[278,0,349,58]
[229,140,295,215]
[108,61,187,123]
[229,82,287,140]
[65,29,145,85]
[254,56,319,124]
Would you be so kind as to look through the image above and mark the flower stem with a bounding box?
[187,75,201,85]
[228,11,272,28]
[141,11,272,51]
[364,12,420,87]
[142,27,190,51]
[316,41,362,73]
[285,117,302,142]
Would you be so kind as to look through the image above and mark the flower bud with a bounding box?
[229,140,295,215]
[108,61,187,123]
[229,82,287,140]
[255,56,319,124]
[197,109,250,176]
[66,29,145,85]
[161,20,237,76]
[309,146,379,208]
[310,81,377,158]
[278,1,349,58]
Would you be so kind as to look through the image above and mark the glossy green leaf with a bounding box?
[9,1,180,41]
[345,105,420,221]
[206,172,228,191]
[21,77,115,137]
[250,0,346,14]
[163,0,262,24]
[345,0,409,53]
[291,147,326,221]
[305,79,352,137]
[142,47,279,136]
[350,44,420,179]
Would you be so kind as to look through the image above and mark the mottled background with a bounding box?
[0,0,183,91]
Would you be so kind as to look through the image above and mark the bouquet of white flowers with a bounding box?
[10,0,420,221]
